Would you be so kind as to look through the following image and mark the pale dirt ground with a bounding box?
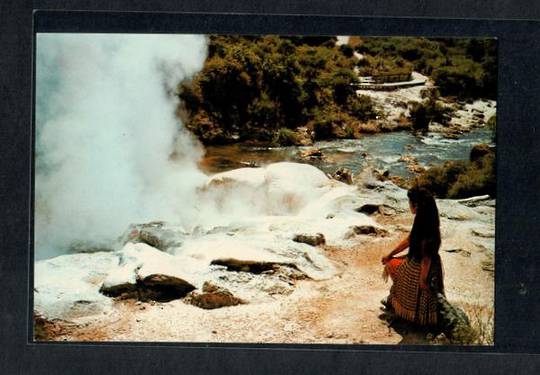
[50,210,494,345]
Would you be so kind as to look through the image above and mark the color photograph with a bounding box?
[33,34,496,345]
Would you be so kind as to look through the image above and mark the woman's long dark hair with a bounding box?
[408,186,441,260]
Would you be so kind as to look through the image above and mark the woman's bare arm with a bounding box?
[382,234,410,264]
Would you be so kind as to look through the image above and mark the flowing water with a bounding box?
[200,127,495,178]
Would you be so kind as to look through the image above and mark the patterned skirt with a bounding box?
[383,255,444,326]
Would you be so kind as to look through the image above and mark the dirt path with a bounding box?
[50,218,494,345]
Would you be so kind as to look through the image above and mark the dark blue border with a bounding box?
[3,6,540,375]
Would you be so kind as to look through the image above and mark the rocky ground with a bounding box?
[34,165,494,345]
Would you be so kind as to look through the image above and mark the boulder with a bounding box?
[184,281,245,309]
[100,243,200,302]
[331,167,353,184]
[356,204,381,215]
[293,233,326,246]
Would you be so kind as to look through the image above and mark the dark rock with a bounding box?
[356,204,381,215]
[141,274,197,302]
[293,233,326,246]
[443,248,471,257]
[481,258,495,274]
[184,281,245,309]
[331,167,353,184]
[346,225,387,238]
[211,258,283,274]
[100,274,196,302]
[99,282,138,299]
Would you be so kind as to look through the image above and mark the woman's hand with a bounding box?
[381,254,392,265]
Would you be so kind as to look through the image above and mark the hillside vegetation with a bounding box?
[354,37,497,100]
[178,35,378,144]
[177,35,497,145]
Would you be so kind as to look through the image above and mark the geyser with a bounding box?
[35,34,208,259]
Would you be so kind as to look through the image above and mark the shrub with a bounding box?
[329,67,358,105]
[358,121,380,134]
[246,93,281,130]
[409,102,430,131]
[448,153,496,198]
[309,110,358,140]
[339,44,354,57]
[469,143,492,162]
[409,89,453,131]
[414,145,496,199]
[274,128,299,146]
[346,95,378,122]
[415,161,468,197]
[433,66,481,99]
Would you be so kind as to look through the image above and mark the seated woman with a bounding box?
[381,186,444,326]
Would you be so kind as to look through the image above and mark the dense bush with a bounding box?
[178,35,378,145]
[414,144,496,198]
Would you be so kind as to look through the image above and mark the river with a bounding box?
[200,127,495,178]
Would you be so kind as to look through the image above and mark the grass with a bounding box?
[461,301,494,345]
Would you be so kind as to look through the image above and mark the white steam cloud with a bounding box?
[35,34,209,259]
